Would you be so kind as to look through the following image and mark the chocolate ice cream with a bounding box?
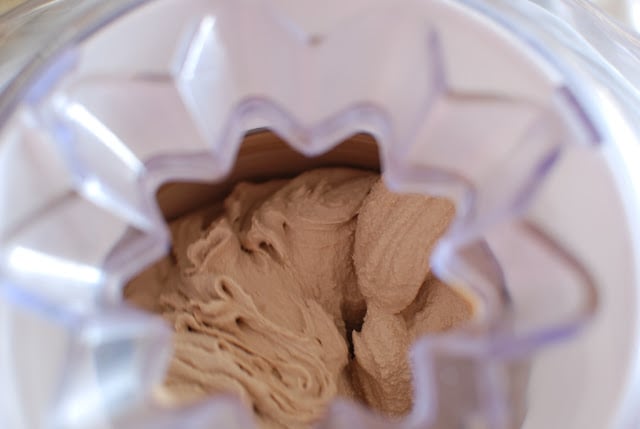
[126,168,474,429]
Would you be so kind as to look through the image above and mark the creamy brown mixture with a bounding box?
[126,168,473,429]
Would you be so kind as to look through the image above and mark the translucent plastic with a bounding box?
[0,0,639,428]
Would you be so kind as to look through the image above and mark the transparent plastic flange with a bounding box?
[0,0,607,428]
[481,0,640,134]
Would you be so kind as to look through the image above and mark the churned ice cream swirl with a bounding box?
[126,167,474,429]
[161,276,343,428]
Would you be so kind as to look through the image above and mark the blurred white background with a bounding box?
[0,0,638,27]
[592,0,637,24]
[0,1,635,18]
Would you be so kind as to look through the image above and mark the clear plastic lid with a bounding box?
[1,1,640,428]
